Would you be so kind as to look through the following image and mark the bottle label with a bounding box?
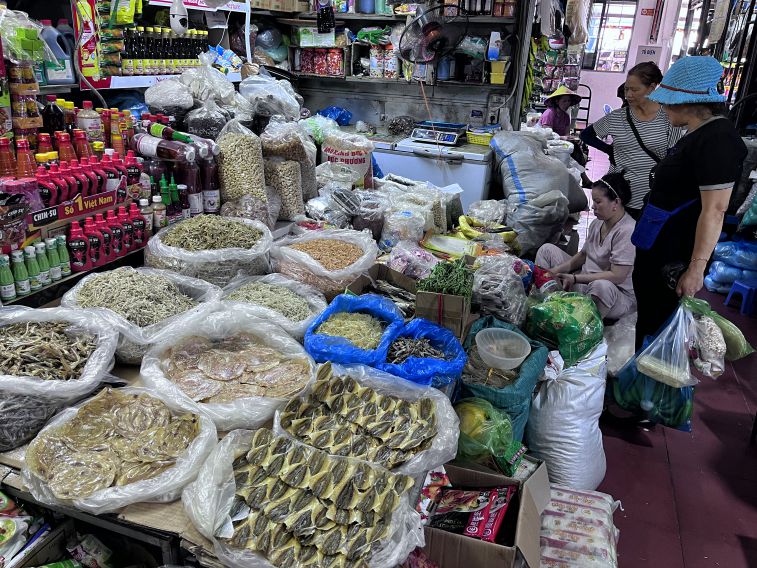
[121,223,134,248]
[203,190,220,214]
[29,274,41,290]
[182,207,191,220]
[39,269,51,286]
[100,231,112,258]
[50,265,62,280]
[15,279,30,294]
[78,116,104,143]
[149,124,167,138]
[87,235,101,264]
[116,177,128,203]
[132,218,145,245]
[93,171,105,194]
[143,212,154,235]
[70,238,88,268]
[1,283,15,301]
[38,182,54,207]
[110,227,123,254]
[188,193,204,216]
[105,171,120,192]
[136,135,161,158]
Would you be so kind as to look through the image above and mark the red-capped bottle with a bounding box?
[105,209,125,257]
[48,163,71,202]
[73,129,93,160]
[112,155,128,202]
[0,138,16,178]
[99,154,120,194]
[79,157,102,195]
[16,139,36,178]
[117,206,134,252]
[128,202,147,248]
[57,132,77,163]
[94,213,115,262]
[82,217,104,267]
[124,150,142,201]
[68,159,92,197]
[59,161,86,199]
[52,162,77,202]
[37,133,53,155]
[35,166,59,207]
[68,222,92,272]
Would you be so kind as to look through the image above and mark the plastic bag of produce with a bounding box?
[467,200,506,224]
[322,132,375,189]
[264,158,304,221]
[180,51,236,105]
[380,210,426,252]
[221,273,328,339]
[473,255,528,325]
[271,228,379,298]
[636,305,697,388]
[144,78,193,123]
[239,73,301,119]
[186,99,228,141]
[378,318,467,390]
[526,292,603,367]
[217,119,267,204]
[61,267,222,364]
[460,318,549,442]
[145,217,273,287]
[261,117,318,201]
[454,398,514,473]
[305,293,404,366]
[526,342,607,490]
[275,362,459,475]
[388,241,440,280]
[22,386,217,515]
[141,310,316,431]
[182,428,424,568]
[682,296,754,361]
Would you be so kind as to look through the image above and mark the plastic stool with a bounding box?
[725,279,757,315]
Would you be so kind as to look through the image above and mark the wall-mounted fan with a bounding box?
[397,3,469,64]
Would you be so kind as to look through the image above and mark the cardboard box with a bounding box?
[422,462,550,568]
[294,27,337,48]
[416,290,471,340]
[346,263,417,296]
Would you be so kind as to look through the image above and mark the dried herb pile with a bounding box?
[315,312,384,350]
[226,282,313,322]
[161,215,262,251]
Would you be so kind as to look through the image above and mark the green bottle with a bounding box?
[10,250,30,296]
[0,254,16,302]
[169,176,180,225]
[34,242,51,286]
[46,237,62,281]
[24,246,41,291]
[57,235,72,276]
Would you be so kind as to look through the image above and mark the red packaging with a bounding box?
[68,222,91,272]
[59,160,88,199]
[481,486,516,543]
[68,159,92,197]
[328,49,343,76]
[105,209,124,257]
[3,178,44,211]
[117,206,134,251]
[85,156,108,195]
[82,217,104,266]
[314,49,328,76]
[48,163,73,202]
[128,202,147,248]
[300,49,315,74]
[112,156,129,202]
[35,167,59,207]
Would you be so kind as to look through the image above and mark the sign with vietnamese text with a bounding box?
[27,190,119,229]
[635,45,661,66]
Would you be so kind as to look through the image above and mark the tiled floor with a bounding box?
[599,292,757,568]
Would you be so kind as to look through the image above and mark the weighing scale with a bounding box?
[409,121,468,146]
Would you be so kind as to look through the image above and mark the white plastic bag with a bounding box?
[145,218,273,287]
[636,306,698,388]
[180,51,237,105]
[182,429,424,568]
[221,273,328,339]
[61,267,222,364]
[322,132,375,189]
[144,78,194,118]
[239,74,300,119]
[141,310,316,431]
[186,99,228,141]
[526,341,608,490]
[22,387,217,515]
[271,228,378,298]
[275,363,459,476]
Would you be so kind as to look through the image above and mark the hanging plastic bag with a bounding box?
[186,99,227,141]
[221,273,328,339]
[682,296,754,361]
[22,387,217,515]
[261,118,318,201]
[304,293,404,366]
[145,218,273,287]
[239,74,301,119]
[454,398,514,473]
[144,78,194,123]
[180,51,236,104]
[378,318,467,390]
[217,119,267,204]
[636,305,697,388]
[140,310,316,431]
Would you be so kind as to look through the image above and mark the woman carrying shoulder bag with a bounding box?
[631,56,748,349]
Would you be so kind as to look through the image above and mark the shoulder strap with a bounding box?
[626,106,661,163]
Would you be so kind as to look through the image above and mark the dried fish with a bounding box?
[0,394,59,452]
[387,337,447,365]
[315,313,384,351]
[226,282,313,322]
[161,215,262,251]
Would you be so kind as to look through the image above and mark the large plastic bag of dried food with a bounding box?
[473,255,528,325]
[271,228,379,298]
[261,118,318,201]
[221,273,328,339]
[509,191,570,257]
[22,386,217,515]
[186,99,227,141]
[526,342,607,490]
[220,191,279,229]
[682,296,754,361]
[145,218,273,287]
[264,158,303,221]
[378,318,467,390]
[182,428,424,568]
[467,200,506,224]
[635,305,697,388]
[316,161,358,189]
[322,132,375,189]
[239,74,300,120]
[352,189,390,240]
[180,51,236,105]
[61,267,222,364]
[380,210,426,252]
[144,78,193,123]
[526,292,603,367]
[305,293,404,366]
[217,119,267,204]
[275,362,459,475]
[454,398,514,473]
[141,310,316,431]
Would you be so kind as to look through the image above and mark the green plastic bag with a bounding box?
[526,292,604,367]
[454,398,514,473]
[682,296,754,361]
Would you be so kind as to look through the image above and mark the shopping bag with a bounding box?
[636,304,698,388]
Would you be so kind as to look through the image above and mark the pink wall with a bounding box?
[580,0,683,124]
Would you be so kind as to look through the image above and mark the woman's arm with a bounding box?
[579,125,614,157]
[550,250,587,275]
[677,188,732,297]
[573,265,632,286]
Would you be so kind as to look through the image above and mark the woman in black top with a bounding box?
[632,56,748,348]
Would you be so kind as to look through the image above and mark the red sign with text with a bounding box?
[27,190,119,229]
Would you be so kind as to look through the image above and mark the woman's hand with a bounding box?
[556,273,575,290]
[676,267,704,297]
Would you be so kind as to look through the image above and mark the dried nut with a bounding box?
[218,132,266,203]
[261,131,317,200]
[264,159,303,221]
[288,239,363,271]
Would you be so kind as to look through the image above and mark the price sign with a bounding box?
[635,45,661,66]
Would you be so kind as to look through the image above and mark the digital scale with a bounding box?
[409,121,468,146]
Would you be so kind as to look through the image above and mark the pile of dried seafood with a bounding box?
[315,313,384,350]
[386,337,446,365]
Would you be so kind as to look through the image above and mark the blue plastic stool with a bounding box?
[725,279,757,316]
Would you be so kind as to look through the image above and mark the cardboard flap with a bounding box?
[523,459,551,514]
[514,485,543,568]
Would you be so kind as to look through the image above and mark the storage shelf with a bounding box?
[103,72,242,89]
[292,12,515,24]
[300,74,509,89]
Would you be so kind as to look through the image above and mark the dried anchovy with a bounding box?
[227,282,313,322]
[0,322,96,381]
[462,346,518,389]
[365,280,415,319]
[387,338,446,365]
[161,215,262,252]
[288,239,363,271]
[76,267,197,327]
[0,394,59,451]
[316,312,384,350]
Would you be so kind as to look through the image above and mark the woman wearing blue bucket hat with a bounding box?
[631,56,748,348]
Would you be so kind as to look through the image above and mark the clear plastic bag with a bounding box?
[221,273,328,339]
[682,296,754,361]
[271,228,379,298]
[182,428,424,568]
[0,392,59,452]
[264,158,303,221]
[145,218,273,287]
[220,194,275,229]
[239,74,300,119]
[144,78,194,119]
[468,200,506,224]
[473,256,528,325]
[186,99,228,141]
[22,387,217,515]
[300,115,340,145]
[380,178,446,233]
[261,118,318,201]
[690,314,726,379]
[316,161,359,190]
[140,310,316,431]
[636,305,697,388]
[352,189,390,240]
[454,398,514,473]
[180,52,237,105]
[61,267,222,364]
[380,210,426,252]
[387,241,440,279]
[217,119,267,203]
[274,363,459,475]
[322,132,375,189]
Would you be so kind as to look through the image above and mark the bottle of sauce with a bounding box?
[57,132,77,163]
[112,155,129,202]
[63,101,76,135]
[56,235,72,276]
[124,150,142,201]
[92,141,105,159]
[131,133,196,162]
[0,254,16,302]
[105,209,125,257]
[10,250,30,296]
[48,163,72,202]
[81,157,104,194]
[169,177,181,224]
[59,161,86,198]
[124,112,136,143]
[137,157,151,200]
[82,217,104,267]
[200,158,220,214]
[37,133,54,154]
[47,151,59,166]
[16,139,36,178]
[129,202,147,247]
[73,130,93,159]
[100,109,111,148]
[151,195,167,230]
[117,206,135,252]
[76,100,104,144]
[99,154,120,194]
[35,153,51,168]
[139,198,154,237]
[68,223,91,272]
[110,110,125,158]
[94,213,115,263]
[177,183,191,220]
[148,123,192,144]
[0,138,16,177]
[34,242,51,286]
[41,95,65,136]
[24,246,41,290]
[68,159,92,197]
[45,238,62,281]
[35,166,59,207]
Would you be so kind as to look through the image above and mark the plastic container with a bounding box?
[475,327,532,370]
[358,0,376,13]
[40,20,75,85]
